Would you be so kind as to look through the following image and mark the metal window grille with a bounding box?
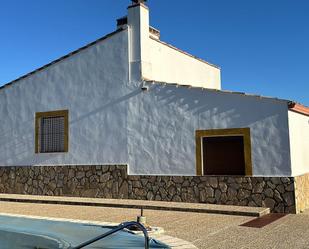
[40,116,65,153]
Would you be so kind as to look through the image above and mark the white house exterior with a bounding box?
[0,1,308,213]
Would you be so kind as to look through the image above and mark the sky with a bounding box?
[0,0,308,106]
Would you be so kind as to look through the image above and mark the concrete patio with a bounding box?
[0,197,308,248]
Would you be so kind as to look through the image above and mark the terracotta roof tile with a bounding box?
[288,102,309,116]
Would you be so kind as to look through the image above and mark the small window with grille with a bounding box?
[35,110,69,153]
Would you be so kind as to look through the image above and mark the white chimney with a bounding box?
[127,1,152,82]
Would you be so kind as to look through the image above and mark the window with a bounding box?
[35,110,69,153]
[196,128,252,176]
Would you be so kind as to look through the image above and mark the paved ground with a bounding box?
[0,194,269,217]
[0,201,308,249]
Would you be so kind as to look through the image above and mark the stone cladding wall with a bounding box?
[294,173,309,213]
[0,165,298,213]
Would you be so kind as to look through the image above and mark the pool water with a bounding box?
[0,229,67,248]
[0,215,170,249]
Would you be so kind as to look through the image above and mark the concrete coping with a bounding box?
[0,194,270,217]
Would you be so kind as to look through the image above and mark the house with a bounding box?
[0,0,308,213]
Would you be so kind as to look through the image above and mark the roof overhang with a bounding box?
[288,102,309,116]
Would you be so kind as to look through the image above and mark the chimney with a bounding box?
[117,16,128,30]
[127,0,152,81]
[131,0,147,4]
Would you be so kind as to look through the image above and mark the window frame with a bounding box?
[195,128,252,176]
[35,110,69,154]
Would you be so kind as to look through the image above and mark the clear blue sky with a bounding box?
[0,0,308,105]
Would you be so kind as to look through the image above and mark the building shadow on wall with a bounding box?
[149,84,290,174]
[151,84,284,128]
[70,89,140,125]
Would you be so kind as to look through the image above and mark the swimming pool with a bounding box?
[0,214,170,249]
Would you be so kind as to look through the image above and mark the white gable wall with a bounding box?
[0,30,130,166]
[288,111,309,176]
[126,83,291,176]
[147,39,221,89]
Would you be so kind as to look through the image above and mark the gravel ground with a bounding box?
[0,201,308,249]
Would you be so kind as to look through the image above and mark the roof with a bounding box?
[0,26,307,117]
[288,102,309,116]
[0,28,126,92]
[145,80,309,116]
[144,80,290,102]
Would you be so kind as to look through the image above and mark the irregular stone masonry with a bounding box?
[0,165,298,213]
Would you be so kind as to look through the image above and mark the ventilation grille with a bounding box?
[40,116,65,153]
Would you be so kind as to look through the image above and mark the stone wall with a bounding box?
[0,165,297,213]
[294,173,309,213]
